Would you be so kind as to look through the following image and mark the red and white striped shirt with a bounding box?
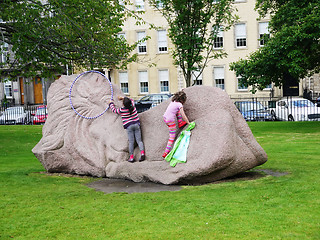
[109,99,140,129]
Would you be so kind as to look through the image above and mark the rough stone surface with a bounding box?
[32,73,268,184]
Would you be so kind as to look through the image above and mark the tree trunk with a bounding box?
[185,70,192,87]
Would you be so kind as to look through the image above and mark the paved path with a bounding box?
[87,169,288,194]
[45,169,287,194]
[87,178,182,194]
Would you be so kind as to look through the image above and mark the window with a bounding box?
[213,26,224,49]
[1,42,9,63]
[118,32,126,40]
[235,23,247,48]
[159,69,169,92]
[48,9,57,18]
[139,71,148,93]
[264,83,272,90]
[4,81,13,98]
[193,30,202,49]
[259,22,270,47]
[214,67,225,90]
[237,77,248,91]
[192,71,202,85]
[135,0,144,11]
[158,30,168,53]
[119,72,129,94]
[137,31,147,54]
[156,0,164,8]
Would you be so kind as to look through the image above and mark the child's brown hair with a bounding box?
[123,97,134,114]
[172,91,187,104]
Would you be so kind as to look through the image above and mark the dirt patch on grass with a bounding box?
[37,169,288,194]
[38,171,92,178]
[255,169,289,177]
[87,178,183,194]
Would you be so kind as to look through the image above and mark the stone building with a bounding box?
[302,74,320,100]
[1,0,319,105]
[106,0,318,101]
[0,19,54,106]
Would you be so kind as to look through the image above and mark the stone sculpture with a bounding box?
[32,72,267,184]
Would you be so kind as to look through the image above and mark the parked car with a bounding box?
[272,97,320,121]
[33,105,48,125]
[234,101,273,121]
[0,106,31,125]
[135,94,172,113]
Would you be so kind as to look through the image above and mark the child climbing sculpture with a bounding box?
[109,96,145,162]
[162,90,190,158]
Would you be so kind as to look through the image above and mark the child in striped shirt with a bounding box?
[109,96,145,162]
[162,91,190,158]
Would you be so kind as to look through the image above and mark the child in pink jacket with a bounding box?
[162,90,190,158]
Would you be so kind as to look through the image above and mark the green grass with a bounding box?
[0,123,319,240]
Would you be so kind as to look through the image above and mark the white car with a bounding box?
[0,106,31,125]
[271,97,320,121]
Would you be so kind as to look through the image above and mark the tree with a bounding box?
[230,0,320,93]
[149,0,237,87]
[0,0,138,80]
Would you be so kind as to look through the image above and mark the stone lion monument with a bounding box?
[32,72,267,185]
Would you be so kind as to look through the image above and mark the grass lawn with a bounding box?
[0,122,319,239]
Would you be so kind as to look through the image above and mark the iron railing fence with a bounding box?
[0,104,47,125]
[232,96,320,121]
[1,96,320,124]
[135,99,164,113]
[135,94,172,113]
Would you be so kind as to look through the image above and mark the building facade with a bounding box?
[0,76,52,106]
[0,40,53,106]
[0,19,54,106]
[1,0,319,104]
[108,0,317,101]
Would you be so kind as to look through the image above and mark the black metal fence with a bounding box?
[232,96,320,121]
[0,104,47,125]
[1,96,320,125]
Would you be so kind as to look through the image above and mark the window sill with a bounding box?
[234,47,248,50]
[234,0,247,3]
[237,89,248,92]
[157,51,168,55]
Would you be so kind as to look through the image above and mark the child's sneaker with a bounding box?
[139,154,145,162]
[162,152,168,158]
[178,121,187,128]
[128,155,135,163]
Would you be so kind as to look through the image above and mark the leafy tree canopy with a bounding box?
[149,0,237,87]
[230,0,320,93]
[0,0,138,80]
